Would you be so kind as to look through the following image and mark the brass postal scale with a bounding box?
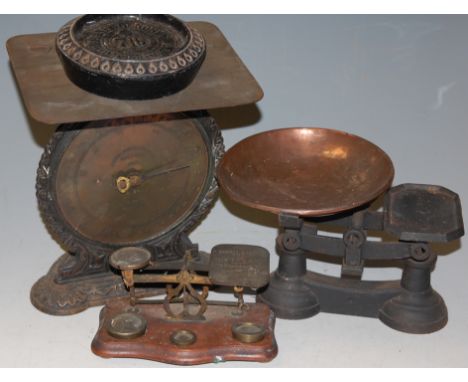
[7,14,464,365]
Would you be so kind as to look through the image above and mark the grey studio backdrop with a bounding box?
[0,15,467,367]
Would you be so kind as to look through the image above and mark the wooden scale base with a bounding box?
[92,299,277,365]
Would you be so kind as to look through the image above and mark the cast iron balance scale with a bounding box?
[7,14,465,365]
[217,129,464,334]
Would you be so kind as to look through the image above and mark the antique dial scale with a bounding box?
[8,14,277,364]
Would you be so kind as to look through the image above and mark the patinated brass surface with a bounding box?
[110,247,270,321]
[218,127,394,217]
[54,115,209,245]
[209,244,270,289]
[7,22,263,124]
[170,330,197,347]
[38,113,219,261]
[101,245,276,364]
[110,247,152,271]
[232,322,266,343]
[106,312,147,340]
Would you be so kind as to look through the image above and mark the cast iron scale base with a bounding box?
[218,128,464,334]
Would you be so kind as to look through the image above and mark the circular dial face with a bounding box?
[53,115,210,246]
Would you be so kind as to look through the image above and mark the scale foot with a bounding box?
[378,289,448,334]
[257,271,320,319]
[31,254,163,315]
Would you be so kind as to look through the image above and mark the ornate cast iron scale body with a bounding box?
[34,112,223,314]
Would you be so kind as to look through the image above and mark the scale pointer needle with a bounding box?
[116,164,191,194]
[142,164,191,180]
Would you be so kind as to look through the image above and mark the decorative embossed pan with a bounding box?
[56,15,206,100]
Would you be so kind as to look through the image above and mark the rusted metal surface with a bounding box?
[30,253,165,316]
[56,15,206,100]
[218,127,463,333]
[384,183,464,242]
[218,127,394,217]
[257,183,463,333]
[32,113,223,316]
[92,299,278,365]
[7,21,263,124]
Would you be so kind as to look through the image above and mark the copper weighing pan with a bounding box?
[218,128,394,217]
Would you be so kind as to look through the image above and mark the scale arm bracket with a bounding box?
[304,210,385,231]
[297,224,420,261]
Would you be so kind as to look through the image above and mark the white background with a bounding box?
[0,14,467,367]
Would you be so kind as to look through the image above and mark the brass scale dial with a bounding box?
[37,113,223,279]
